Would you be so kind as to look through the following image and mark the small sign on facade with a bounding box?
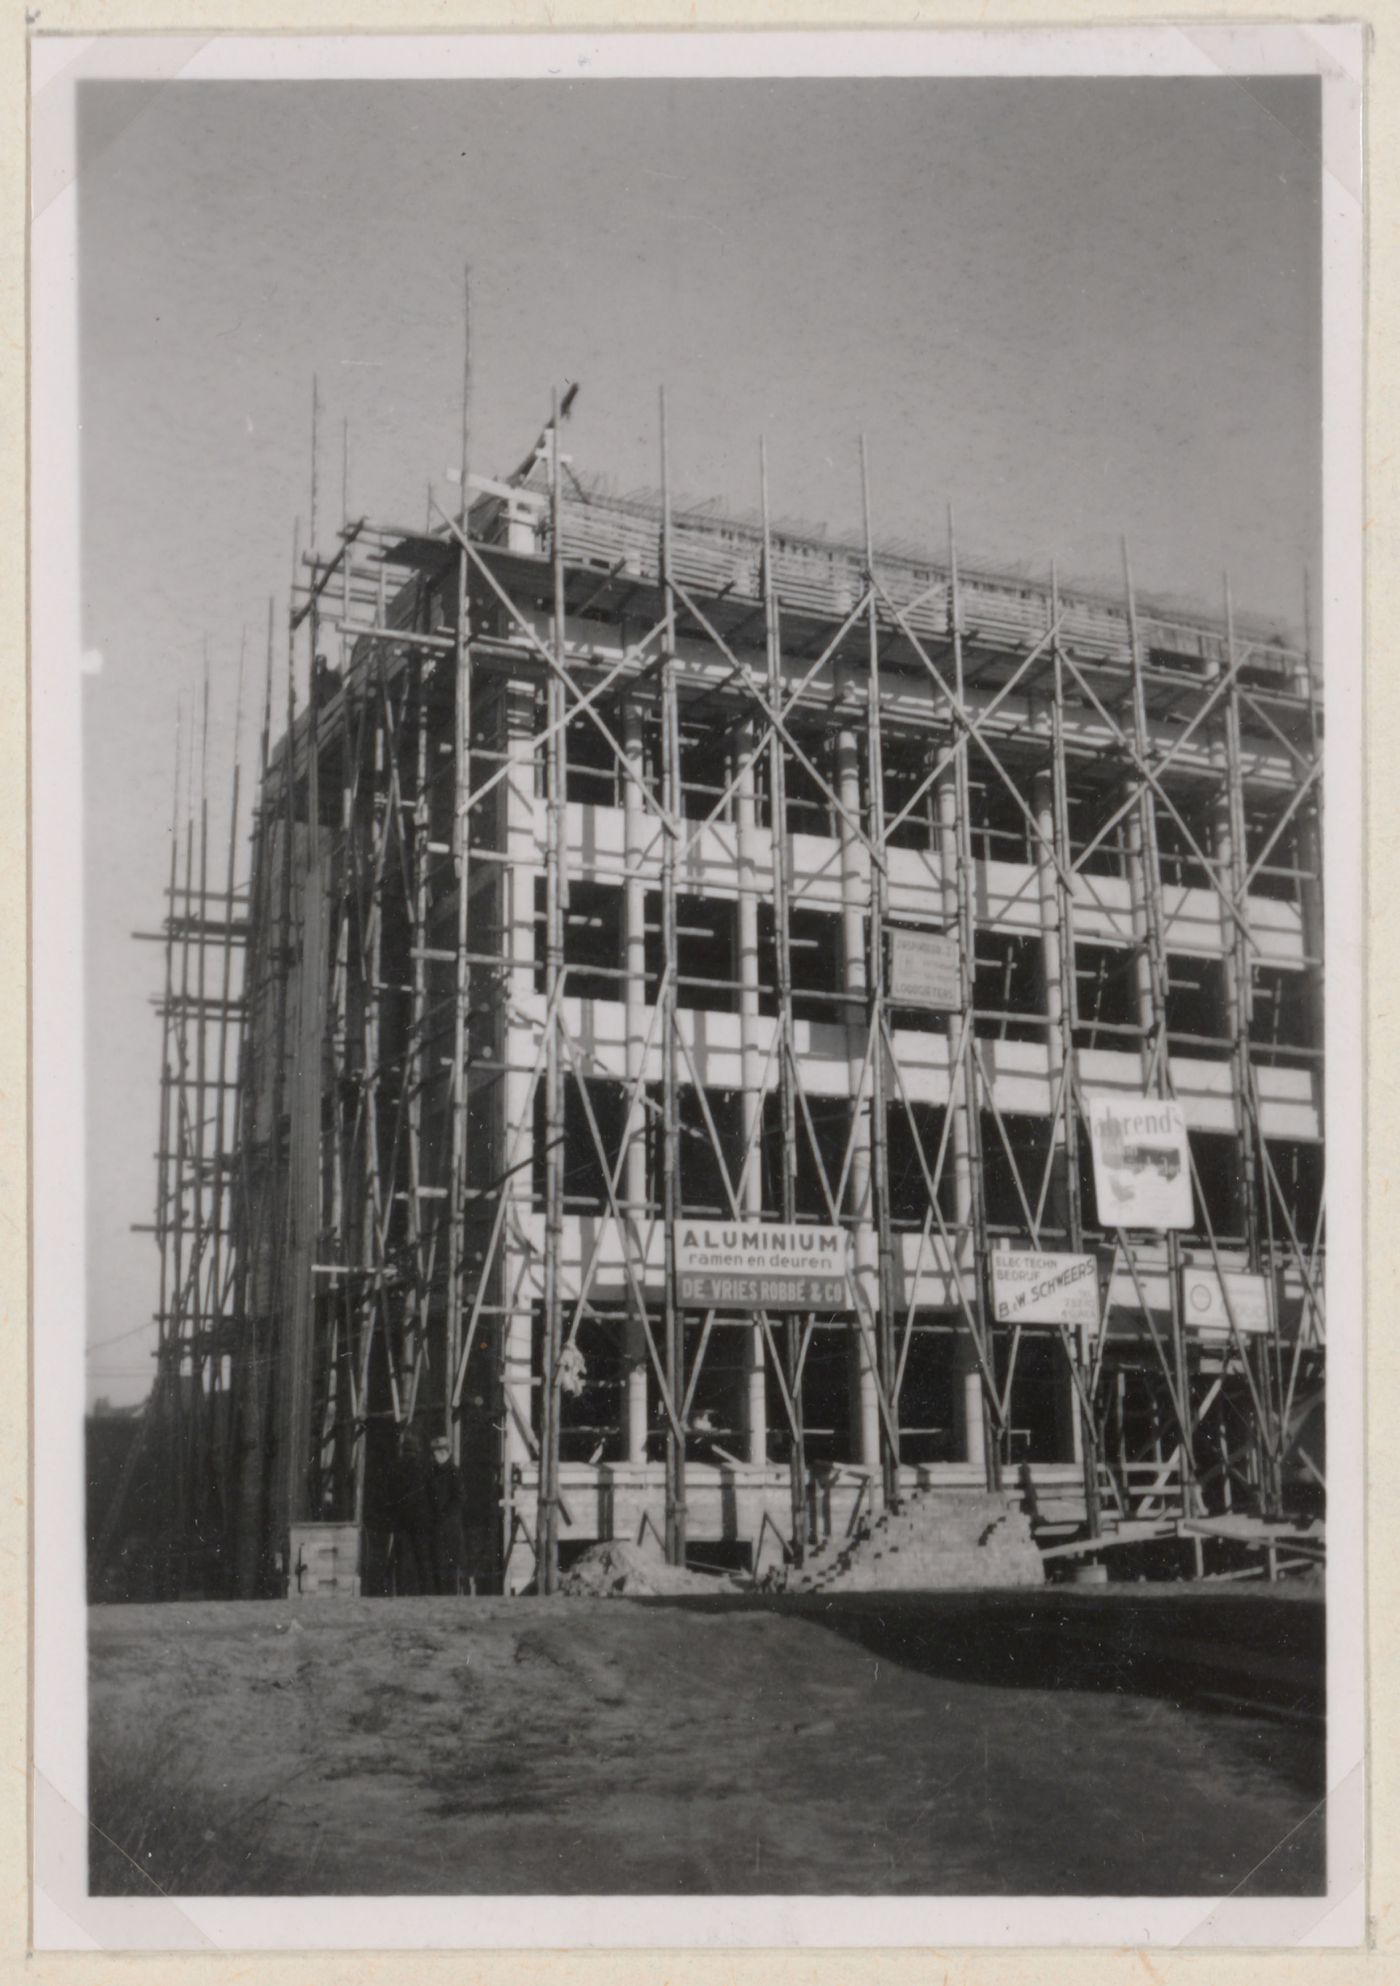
[887,925,961,1012]
[989,1248,1101,1328]
[1181,1265,1272,1335]
[675,1222,852,1312]
[1085,1093,1195,1231]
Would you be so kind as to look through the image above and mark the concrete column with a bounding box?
[734,720,768,1465]
[937,768,986,1476]
[622,705,651,1464]
[836,722,881,1474]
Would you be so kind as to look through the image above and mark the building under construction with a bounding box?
[129,391,1326,1601]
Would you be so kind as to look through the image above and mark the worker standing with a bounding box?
[388,1426,435,1596]
[428,1434,468,1596]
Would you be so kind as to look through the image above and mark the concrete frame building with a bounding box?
[139,401,1326,1599]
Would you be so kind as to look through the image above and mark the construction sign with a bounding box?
[675,1222,853,1312]
[1085,1093,1195,1231]
[1181,1266,1272,1335]
[989,1249,1100,1328]
[886,925,961,1011]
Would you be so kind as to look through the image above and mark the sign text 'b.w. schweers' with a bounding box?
[990,1249,1100,1328]
[675,1222,853,1312]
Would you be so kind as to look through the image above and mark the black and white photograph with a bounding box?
[29,26,1365,1951]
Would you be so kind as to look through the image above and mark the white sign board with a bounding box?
[1086,1093,1195,1231]
[990,1250,1100,1328]
[887,926,961,1011]
[675,1222,852,1312]
[1181,1266,1272,1335]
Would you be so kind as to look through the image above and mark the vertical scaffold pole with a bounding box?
[153,713,182,1589]
[760,441,807,1561]
[208,705,243,1571]
[859,438,901,1513]
[168,754,197,1588]
[188,662,212,1577]
[233,613,277,1594]
[445,268,474,1455]
[1049,564,1101,1539]
[947,507,1000,1493]
[659,388,687,1569]
[538,386,568,1593]
[1221,575,1285,1511]
[1121,541,1196,1521]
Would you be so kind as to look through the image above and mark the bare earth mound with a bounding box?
[88,1588,1324,1898]
[559,1539,737,1597]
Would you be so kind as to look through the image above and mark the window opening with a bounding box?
[1187,1129,1244,1242]
[1244,798,1313,905]
[1249,964,1315,1066]
[758,902,847,1027]
[764,1091,853,1220]
[645,891,738,1014]
[534,878,625,1003]
[648,1084,746,1219]
[1257,1139,1324,1246]
[678,722,735,824]
[997,1331,1075,1466]
[885,1102,955,1227]
[1073,941,1139,1051]
[974,930,1044,1043]
[882,737,937,851]
[531,1304,626,1463]
[1069,784,1129,879]
[969,771,1033,866]
[1165,953,1231,1060]
[1155,789,1217,891]
[533,1076,629,1213]
[564,709,622,809]
[981,1113,1054,1233]
[897,1325,959,1465]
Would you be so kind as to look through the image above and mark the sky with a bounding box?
[76,73,1322,1405]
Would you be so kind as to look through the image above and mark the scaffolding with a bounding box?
[103,668,253,1598]
[135,368,1327,1601]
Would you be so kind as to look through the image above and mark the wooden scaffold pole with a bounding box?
[759,439,808,1564]
[1048,562,1103,1541]
[858,436,902,1514]
[659,387,687,1569]
[946,505,1000,1493]
[1121,539,1197,1525]
[444,267,475,1457]
[538,386,569,1593]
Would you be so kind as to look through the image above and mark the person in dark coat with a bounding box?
[428,1434,468,1596]
[388,1426,435,1596]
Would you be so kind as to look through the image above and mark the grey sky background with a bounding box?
[79,75,1321,1405]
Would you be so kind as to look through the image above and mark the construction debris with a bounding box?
[558,1539,739,1599]
[775,1491,1045,1596]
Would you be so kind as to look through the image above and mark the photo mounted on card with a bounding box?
[28,24,1364,1953]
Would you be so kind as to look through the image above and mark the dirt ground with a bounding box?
[88,1587,1324,1897]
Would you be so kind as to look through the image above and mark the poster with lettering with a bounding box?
[674,1222,853,1311]
[989,1249,1101,1327]
[1085,1093,1195,1231]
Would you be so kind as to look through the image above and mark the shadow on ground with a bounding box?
[653,1586,1325,1726]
